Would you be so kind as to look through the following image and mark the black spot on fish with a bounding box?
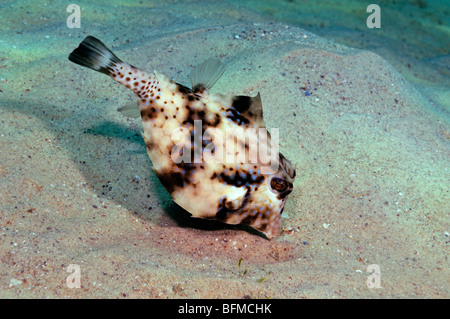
[215,206,232,222]
[156,171,186,194]
[256,220,268,232]
[207,113,221,127]
[140,107,157,120]
[157,160,201,194]
[226,108,250,126]
[193,84,206,94]
[215,186,251,221]
[176,83,192,94]
[241,212,263,230]
[232,96,252,113]
[218,171,264,187]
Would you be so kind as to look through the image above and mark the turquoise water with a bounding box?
[232,0,450,114]
[1,0,448,113]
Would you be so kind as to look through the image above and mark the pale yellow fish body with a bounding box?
[69,36,296,238]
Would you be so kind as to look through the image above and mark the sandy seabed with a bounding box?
[0,1,448,298]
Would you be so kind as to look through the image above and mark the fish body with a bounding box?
[69,36,296,239]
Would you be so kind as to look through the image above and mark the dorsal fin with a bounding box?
[231,92,265,128]
[190,58,225,92]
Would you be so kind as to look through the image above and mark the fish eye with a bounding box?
[270,177,287,192]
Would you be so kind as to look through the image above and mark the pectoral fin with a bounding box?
[118,102,140,118]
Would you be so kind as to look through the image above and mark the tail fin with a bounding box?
[68,36,122,76]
